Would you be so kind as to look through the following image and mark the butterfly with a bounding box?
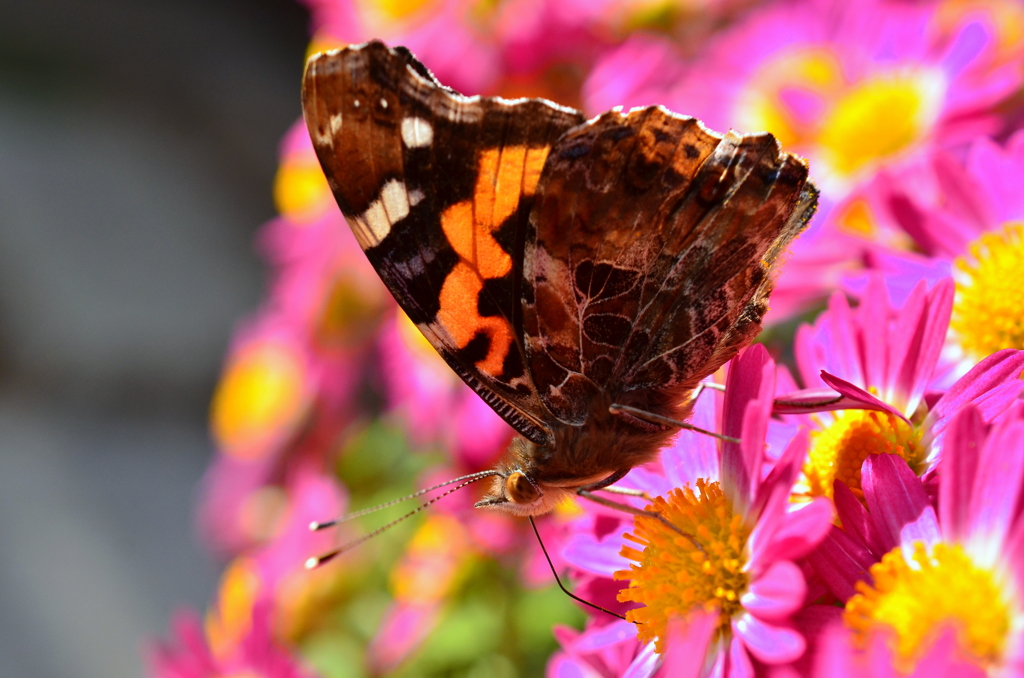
[302,40,818,517]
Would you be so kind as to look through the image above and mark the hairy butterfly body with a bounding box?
[302,41,818,516]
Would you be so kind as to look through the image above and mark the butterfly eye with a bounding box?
[506,471,541,504]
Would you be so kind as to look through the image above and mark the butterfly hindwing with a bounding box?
[302,41,586,445]
[523,106,817,426]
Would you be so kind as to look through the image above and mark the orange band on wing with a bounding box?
[438,261,514,376]
[440,144,550,280]
[435,144,551,377]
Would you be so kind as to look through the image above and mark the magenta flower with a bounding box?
[808,402,1024,673]
[861,130,1024,371]
[366,513,476,674]
[781,273,1024,500]
[150,602,319,678]
[551,347,833,676]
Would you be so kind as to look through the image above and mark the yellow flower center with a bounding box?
[316,276,382,349]
[392,514,470,605]
[273,155,331,224]
[950,222,1024,362]
[615,480,750,653]
[845,542,1014,671]
[738,47,942,189]
[817,72,939,180]
[803,410,925,500]
[738,47,845,150]
[206,558,261,659]
[210,342,306,457]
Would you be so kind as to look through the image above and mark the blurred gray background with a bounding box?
[0,1,310,675]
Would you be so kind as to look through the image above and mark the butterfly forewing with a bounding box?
[302,42,586,445]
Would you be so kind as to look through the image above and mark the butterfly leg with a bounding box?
[601,486,653,501]
[687,381,724,407]
[576,483,706,555]
[608,403,739,444]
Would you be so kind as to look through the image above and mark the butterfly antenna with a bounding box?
[305,471,500,568]
[529,517,632,623]
[608,403,740,444]
[309,470,500,530]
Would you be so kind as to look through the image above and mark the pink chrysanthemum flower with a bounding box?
[863,131,1024,374]
[365,513,475,673]
[808,402,1024,673]
[150,602,320,678]
[782,273,1024,501]
[550,347,833,676]
[153,467,343,678]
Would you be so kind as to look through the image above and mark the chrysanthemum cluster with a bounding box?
[150,0,1024,676]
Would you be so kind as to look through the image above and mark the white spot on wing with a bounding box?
[348,179,411,249]
[329,113,343,136]
[408,188,425,206]
[380,179,411,224]
[401,117,434,148]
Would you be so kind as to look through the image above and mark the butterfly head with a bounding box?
[473,437,570,516]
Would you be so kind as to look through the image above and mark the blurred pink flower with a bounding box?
[859,131,1024,371]
[366,513,474,673]
[150,602,320,678]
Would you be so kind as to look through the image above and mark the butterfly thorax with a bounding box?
[475,388,693,516]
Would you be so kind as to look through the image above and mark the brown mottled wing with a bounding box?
[524,106,818,425]
[302,41,585,445]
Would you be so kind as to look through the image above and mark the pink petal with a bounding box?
[823,291,866,388]
[661,614,717,678]
[889,279,952,412]
[812,624,863,678]
[753,497,834,567]
[574,620,636,652]
[938,405,983,541]
[908,626,988,678]
[818,372,910,423]
[721,345,773,507]
[563,530,628,577]
[860,275,893,394]
[366,602,439,674]
[757,430,810,510]
[727,633,756,678]
[734,613,806,664]
[806,526,876,602]
[546,653,602,678]
[927,349,1024,440]
[621,642,660,678]
[741,560,805,621]
[833,480,887,557]
[862,454,938,549]
[968,418,1024,547]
